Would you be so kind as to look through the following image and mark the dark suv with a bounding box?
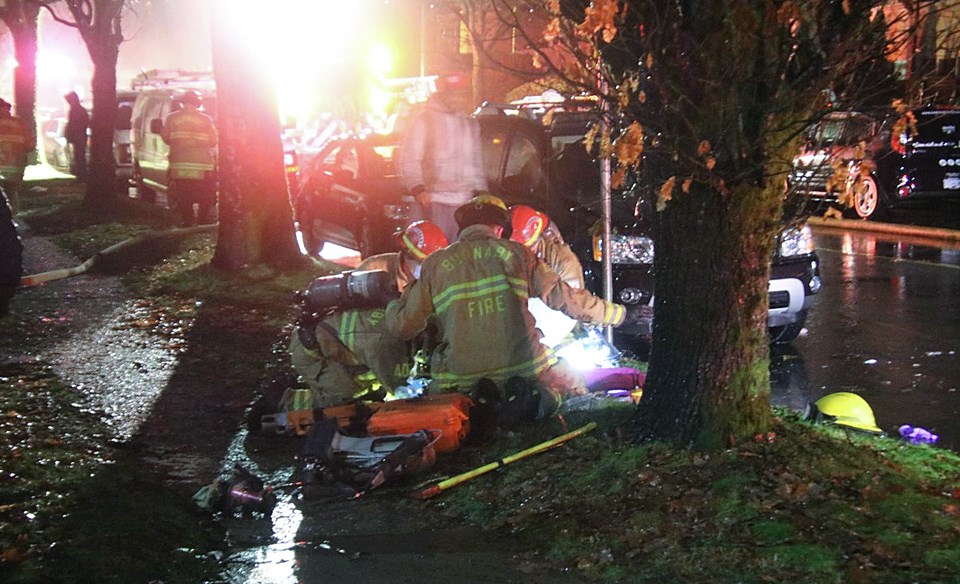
[789,106,960,219]
[293,112,821,343]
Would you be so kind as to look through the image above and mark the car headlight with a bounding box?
[779,224,815,257]
[593,234,655,264]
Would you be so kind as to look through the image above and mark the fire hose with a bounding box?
[411,421,597,500]
[18,224,216,287]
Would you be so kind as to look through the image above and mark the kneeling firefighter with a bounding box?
[289,221,448,408]
[385,195,626,423]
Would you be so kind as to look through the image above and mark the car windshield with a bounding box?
[813,115,875,147]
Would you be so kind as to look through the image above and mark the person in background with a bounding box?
[0,98,33,214]
[385,195,626,424]
[160,91,217,226]
[289,220,448,408]
[63,91,89,180]
[399,71,487,242]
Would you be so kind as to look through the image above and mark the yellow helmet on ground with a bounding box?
[806,392,883,434]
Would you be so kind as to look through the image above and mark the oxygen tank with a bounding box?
[302,270,399,312]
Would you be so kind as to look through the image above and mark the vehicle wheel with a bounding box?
[769,309,807,344]
[847,175,889,221]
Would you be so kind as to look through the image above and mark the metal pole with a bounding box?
[599,72,614,344]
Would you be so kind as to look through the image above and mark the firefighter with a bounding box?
[510,205,587,348]
[288,220,448,408]
[0,98,32,215]
[160,91,217,226]
[509,205,584,289]
[385,195,626,421]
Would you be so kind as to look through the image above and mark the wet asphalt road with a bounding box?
[770,220,960,450]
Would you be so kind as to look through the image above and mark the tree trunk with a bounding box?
[210,13,300,270]
[84,40,118,204]
[631,181,780,449]
[7,4,40,152]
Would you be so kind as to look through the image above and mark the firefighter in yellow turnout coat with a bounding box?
[161,91,217,226]
[289,221,448,408]
[385,196,625,415]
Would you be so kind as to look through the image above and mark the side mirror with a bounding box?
[149,118,163,134]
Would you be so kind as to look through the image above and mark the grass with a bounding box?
[441,407,960,583]
[7,185,960,583]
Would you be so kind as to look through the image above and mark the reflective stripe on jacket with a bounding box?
[161,108,216,180]
[385,224,625,389]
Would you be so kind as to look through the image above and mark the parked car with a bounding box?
[129,71,298,206]
[788,106,960,220]
[293,111,821,343]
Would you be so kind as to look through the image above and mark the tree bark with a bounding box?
[631,180,780,449]
[0,1,40,149]
[83,39,118,204]
[210,10,300,270]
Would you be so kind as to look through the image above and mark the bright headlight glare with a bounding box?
[779,224,815,257]
[592,234,655,264]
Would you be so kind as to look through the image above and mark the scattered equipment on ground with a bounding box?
[411,421,597,500]
[193,464,276,515]
[804,392,884,434]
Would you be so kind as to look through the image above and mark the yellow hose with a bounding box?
[411,421,597,500]
[19,224,215,287]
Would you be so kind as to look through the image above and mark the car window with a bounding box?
[810,115,875,148]
[144,97,165,131]
[482,130,508,184]
[372,145,399,177]
[116,103,133,130]
[503,134,543,195]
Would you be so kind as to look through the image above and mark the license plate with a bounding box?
[944,176,960,190]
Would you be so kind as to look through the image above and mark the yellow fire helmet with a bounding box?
[805,392,884,434]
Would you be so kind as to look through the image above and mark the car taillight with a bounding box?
[897,174,912,199]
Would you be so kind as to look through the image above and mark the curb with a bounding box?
[807,216,960,243]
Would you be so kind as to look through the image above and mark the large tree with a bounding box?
[44,0,128,204]
[0,0,43,151]
[209,3,300,270]
[472,0,956,448]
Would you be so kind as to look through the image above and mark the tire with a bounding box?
[847,175,889,221]
[769,309,807,344]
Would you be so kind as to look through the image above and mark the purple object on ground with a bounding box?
[898,425,939,445]
[581,367,646,393]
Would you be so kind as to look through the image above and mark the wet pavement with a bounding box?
[770,224,960,450]
[3,219,564,583]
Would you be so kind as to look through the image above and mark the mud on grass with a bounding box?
[442,408,960,583]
